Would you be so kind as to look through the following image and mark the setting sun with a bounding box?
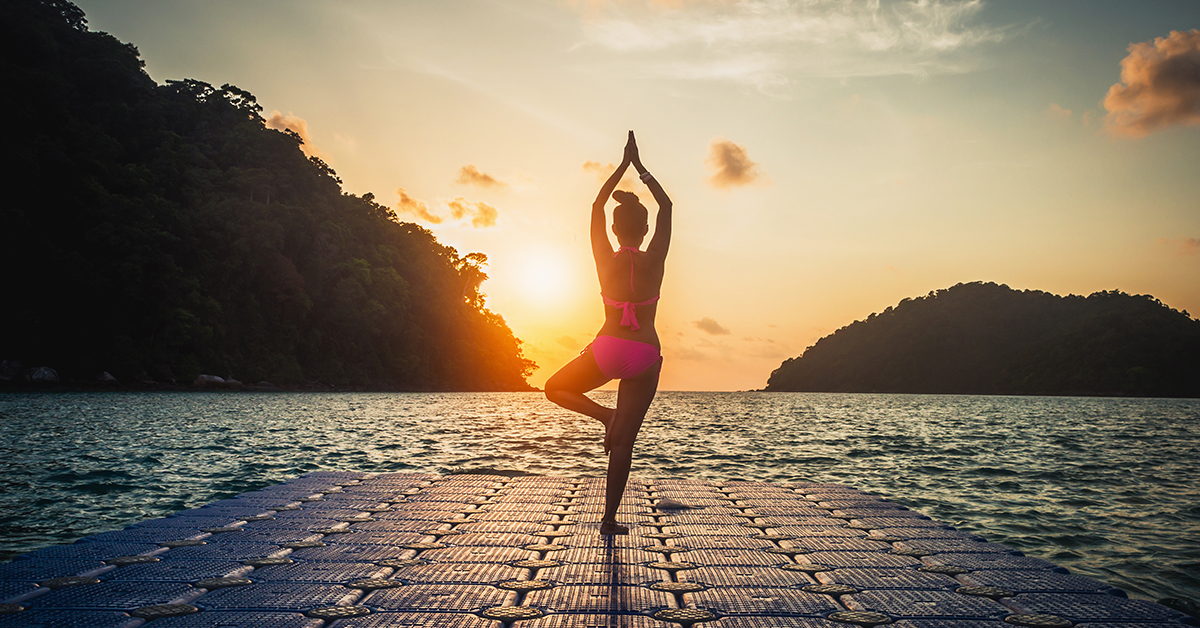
[517,249,573,306]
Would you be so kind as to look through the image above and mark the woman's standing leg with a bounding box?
[602,358,662,533]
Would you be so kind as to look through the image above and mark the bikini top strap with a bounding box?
[615,246,637,292]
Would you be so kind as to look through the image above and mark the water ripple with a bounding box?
[0,391,1197,605]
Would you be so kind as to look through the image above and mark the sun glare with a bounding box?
[519,250,572,305]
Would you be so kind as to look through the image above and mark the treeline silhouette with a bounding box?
[0,0,534,390]
[765,282,1200,397]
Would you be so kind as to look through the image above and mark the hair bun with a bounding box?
[612,190,640,204]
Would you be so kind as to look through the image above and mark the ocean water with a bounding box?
[0,391,1196,606]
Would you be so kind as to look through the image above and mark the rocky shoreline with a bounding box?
[0,361,412,393]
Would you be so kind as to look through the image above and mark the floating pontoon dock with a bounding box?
[0,472,1193,627]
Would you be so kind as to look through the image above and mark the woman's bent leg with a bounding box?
[602,357,662,533]
[544,348,612,425]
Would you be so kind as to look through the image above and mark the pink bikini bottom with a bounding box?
[591,335,661,380]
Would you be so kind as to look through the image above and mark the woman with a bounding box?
[544,131,671,535]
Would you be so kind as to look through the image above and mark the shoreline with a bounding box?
[3,383,1195,399]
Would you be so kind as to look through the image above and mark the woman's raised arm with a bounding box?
[591,140,632,261]
[629,137,672,259]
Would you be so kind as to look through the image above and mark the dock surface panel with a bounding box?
[1,472,1193,627]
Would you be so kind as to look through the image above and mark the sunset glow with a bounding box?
[73,0,1200,390]
[517,249,573,306]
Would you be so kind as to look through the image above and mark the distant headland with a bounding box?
[764,282,1200,398]
[0,1,534,392]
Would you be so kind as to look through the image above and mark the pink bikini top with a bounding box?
[602,246,660,331]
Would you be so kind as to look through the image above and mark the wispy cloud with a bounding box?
[1045,103,1071,121]
[693,316,731,335]
[448,198,499,228]
[583,161,639,189]
[575,0,1014,86]
[706,138,766,188]
[455,164,509,190]
[394,189,499,228]
[265,110,327,159]
[1104,29,1200,138]
[396,188,443,224]
[1158,237,1200,257]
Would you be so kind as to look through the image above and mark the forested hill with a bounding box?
[764,282,1200,397]
[0,0,534,390]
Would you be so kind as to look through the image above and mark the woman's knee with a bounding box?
[544,379,565,405]
[543,369,565,394]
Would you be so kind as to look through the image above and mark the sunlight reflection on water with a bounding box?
[0,391,1197,605]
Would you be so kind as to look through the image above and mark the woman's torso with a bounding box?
[597,248,664,348]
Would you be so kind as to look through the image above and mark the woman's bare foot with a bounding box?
[599,519,628,535]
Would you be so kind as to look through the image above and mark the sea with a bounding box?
[0,391,1196,607]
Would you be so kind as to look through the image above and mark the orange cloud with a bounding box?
[1104,29,1200,137]
[265,110,326,159]
[1158,237,1200,257]
[1045,103,1071,121]
[705,137,765,188]
[395,189,498,228]
[448,198,499,228]
[583,161,638,190]
[693,316,731,335]
[395,188,442,224]
[455,164,508,190]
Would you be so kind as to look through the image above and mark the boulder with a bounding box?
[29,366,59,385]
[194,374,225,387]
[98,371,119,385]
[224,377,244,390]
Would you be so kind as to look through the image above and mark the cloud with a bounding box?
[556,335,582,350]
[693,316,731,335]
[265,110,326,159]
[394,190,498,227]
[395,188,443,224]
[583,161,639,190]
[448,198,499,228]
[741,336,790,359]
[1104,29,1200,137]
[455,164,508,190]
[1158,237,1200,257]
[669,345,711,361]
[575,0,1016,86]
[705,138,765,188]
[1045,103,1071,121]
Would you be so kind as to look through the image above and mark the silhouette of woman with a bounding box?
[545,131,672,535]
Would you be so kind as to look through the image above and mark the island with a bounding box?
[0,0,534,391]
[764,282,1200,397]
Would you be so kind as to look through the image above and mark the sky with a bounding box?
[75,0,1200,391]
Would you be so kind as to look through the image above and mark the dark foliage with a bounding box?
[765,282,1200,397]
[0,0,534,389]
